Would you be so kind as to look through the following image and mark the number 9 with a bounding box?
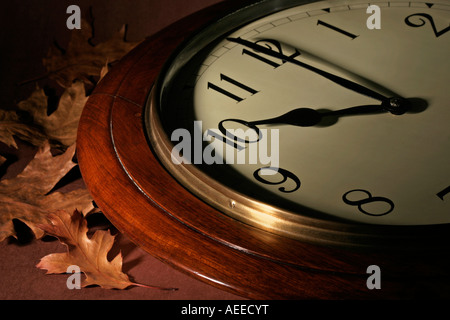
[253,167,301,193]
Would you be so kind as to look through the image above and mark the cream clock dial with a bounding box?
[147,0,450,243]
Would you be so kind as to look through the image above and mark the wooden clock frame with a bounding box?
[77,0,450,299]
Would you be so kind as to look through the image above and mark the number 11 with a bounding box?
[207,74,258,103]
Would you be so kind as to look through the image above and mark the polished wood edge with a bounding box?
[78,89,380,299]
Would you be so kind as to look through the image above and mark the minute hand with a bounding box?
[227,37,410,114]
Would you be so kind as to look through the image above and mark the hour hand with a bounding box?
[219,103,408,138]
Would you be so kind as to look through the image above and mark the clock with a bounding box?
[77,0,450,299]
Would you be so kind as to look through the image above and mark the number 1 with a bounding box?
[317,20,359,39]
[437,185,450,200]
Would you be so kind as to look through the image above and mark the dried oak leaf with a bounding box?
[18,81,88,148]
[43,19,139,87]
[37,210,178,291]
[0,81,87,149]
[0,107,46,149]
[0,142,93,242]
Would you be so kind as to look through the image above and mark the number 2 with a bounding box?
[405,13,450,38]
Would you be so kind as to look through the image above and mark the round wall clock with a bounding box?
[78,0,450,299]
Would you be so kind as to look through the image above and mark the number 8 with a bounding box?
[342,189,394,216]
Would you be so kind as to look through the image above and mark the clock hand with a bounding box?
[227,37,410,114]
[219,103,404,137]
[275,40,399,99]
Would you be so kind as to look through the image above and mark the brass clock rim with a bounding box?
[146,85,450,248]
[147,86,347,245]
[143,0,450,249]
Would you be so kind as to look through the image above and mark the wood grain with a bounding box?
[77,0,450,299]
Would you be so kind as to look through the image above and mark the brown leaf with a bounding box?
[43,19,140,87]
[1,81,88,149]
[0,142,94,241]
[37,210,178,291]
[19,81,88,148]
[0,107,47,149]
[99,60,109,83]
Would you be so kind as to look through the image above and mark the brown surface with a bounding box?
[1,0,242,300]
[0,226,242,300]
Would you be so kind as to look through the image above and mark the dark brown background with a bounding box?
[0,0,247,300]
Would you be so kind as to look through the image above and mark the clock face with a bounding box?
[146,0,450,238]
